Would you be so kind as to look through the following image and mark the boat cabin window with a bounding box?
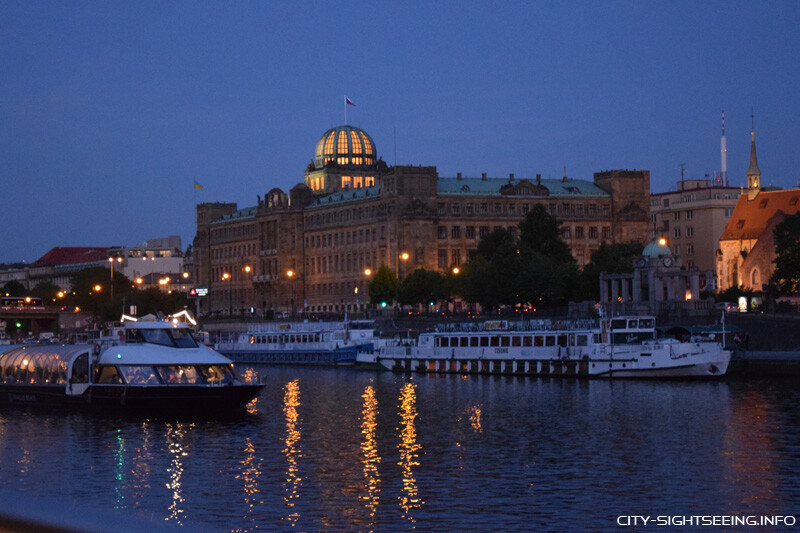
[628,319,638,328]
[639,318,655,328]
[593,333,602,343]
[610,319,627,330]
[460,337,469,347]
[534,336,544,347]
[490,336,500,347]
[523,336,532,347]
[157,365,202,384]
[71,352,89,383]
[480,337,489,347]
[198,365,235,384]
[575,335,588,347]
[500,336,510,347]
[545,336,555,347]
[470,337,479,347]
[512,336,521,347]
[96,365,124,384]
[131,328,198,348]
[118,365,161,385]
[557,335,568,347]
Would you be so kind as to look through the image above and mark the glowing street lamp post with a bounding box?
[287,270,296,318]
[222,272,231,316]
[108,256,123,298]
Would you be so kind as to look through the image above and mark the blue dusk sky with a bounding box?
[2,1,799,264]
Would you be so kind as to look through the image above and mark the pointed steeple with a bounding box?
[746,119,761,200]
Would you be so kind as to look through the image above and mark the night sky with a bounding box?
[2,1,799,263]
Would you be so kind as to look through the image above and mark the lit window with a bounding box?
[324,132,335,155]
[337,131,349,155]
[350,131,363,154]
[362,133,373,155]
[365,176,375,186]
[342,176,352,188]
[354,176,363,188]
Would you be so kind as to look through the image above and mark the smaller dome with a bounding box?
[314,126,377,169]
[642,237,672,258]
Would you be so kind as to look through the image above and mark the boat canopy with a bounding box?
[0,345,87,385]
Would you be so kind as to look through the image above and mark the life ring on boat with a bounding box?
[93,343,101,356]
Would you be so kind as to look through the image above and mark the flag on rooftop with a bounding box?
[345,96,356,106]
[194,180,203,190]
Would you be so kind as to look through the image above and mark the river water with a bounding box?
[1,368,799,531]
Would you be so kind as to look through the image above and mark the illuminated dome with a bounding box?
[314,126,376,169]
[642,237,672,258]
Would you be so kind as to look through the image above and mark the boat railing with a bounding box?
[433,319,597,334]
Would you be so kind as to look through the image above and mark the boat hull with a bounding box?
[220,344,371,366]
[0,383,264,413]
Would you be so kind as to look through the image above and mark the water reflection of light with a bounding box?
[282,379,302,526]
[469,406,482,433]
[398,381,423,521]
[128,422,153,508]
[114,428,125,509]
[165,422,192,526]
[360,385,381,528]
[234,437,262,532]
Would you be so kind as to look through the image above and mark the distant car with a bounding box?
[715,302,737,312]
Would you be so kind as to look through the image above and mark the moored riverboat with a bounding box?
[360,316,730,379]
[215,319,377,366]
[0,317,264,413]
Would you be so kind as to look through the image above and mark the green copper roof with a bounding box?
[437,176,609,197]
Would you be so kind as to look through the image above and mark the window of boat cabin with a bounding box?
[158,365,202,384]
[628,319,638,329]
[500,336,510,347]
[523,336,532,347]
[490,336,500,347]
[470,336,479,347]
[545,336,555,347]
[639,318,654,328]
[437,337,446,347]
[575,335,588,346]
[198,365,234,384]
[97,366,123,384]
[118,365,160,385]
[480,336,489,347]
[71,352,89,383]
[557,334,568,347]
[460,337,468,347]
[512,336,521,347]
[593,333,602,343]
[534,336,544,347]
[610,319,627,329]
[249,335,256,344]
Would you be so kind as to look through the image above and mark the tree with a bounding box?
[1,280,26,297]
[771,212,800,295]
[368,265,399,305]
[397,269,448,308]
[580,242,644,300]
[519,204,574,263]
[32,281,62,303]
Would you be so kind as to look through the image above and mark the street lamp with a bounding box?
[222,272,231,316]
[108,256,122,298]
[287,270,296,318]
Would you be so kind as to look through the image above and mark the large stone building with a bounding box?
[193,125,651,317]
[650,178,739,291]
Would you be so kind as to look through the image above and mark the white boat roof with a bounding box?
[98,343,231,366]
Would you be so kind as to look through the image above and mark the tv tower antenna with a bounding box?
[720,110,728,186]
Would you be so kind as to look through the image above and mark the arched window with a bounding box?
[751,268,760,287]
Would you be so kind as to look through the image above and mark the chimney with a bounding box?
[481,173,487,181]
[509,173,515,182]
[457,172,462,180]
[536,174,541,185]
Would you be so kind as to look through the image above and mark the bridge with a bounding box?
[0,307,60,339]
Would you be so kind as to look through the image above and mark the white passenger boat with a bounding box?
[361,316,730,379]
[0,317,264,412]
[215,319,377,366]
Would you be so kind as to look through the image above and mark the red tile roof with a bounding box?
[33,247,110,266]
[720,189,800,241]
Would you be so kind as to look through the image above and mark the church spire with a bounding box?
[747,113,761,200]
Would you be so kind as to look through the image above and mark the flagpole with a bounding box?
[344,95,347,125]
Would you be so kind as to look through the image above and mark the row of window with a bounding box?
[306,251,378,276]
[307,227,383,249]
[437,201,610,218]
[435,333,599,348]
[305,203,389,227]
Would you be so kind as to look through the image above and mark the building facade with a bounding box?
[650,178,739,291]
[717,130,800,293]
[193,125,651,317]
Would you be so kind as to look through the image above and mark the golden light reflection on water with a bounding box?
[233,437,262,532]
[282,379,302,526]
[128,422,153,509]
[397,381,423,522]
[469,406,482,433]
[360,385,381,528]
[165,422,192,526]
